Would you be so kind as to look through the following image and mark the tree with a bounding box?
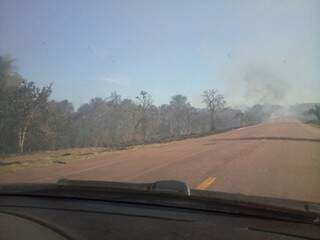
[0,56,52,153]
[308,104,320,121]
[234,111,246,127]
[134,91,153,141]
[168,95,193,136]
[74,97,108,147]
[46,100,75,149]
[107,91,121,105]
[0,56,23,152]
[170,94,188,106]
[0,55,23,88]
[2,55,245,153]
[117,98,138,142]
[15,81,52,152]
[202,89,225,131]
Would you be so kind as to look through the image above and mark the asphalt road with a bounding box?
[1,120,320,202]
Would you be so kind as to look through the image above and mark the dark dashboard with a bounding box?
[0,180,319,240]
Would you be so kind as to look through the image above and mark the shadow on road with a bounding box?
[205,136,320,143]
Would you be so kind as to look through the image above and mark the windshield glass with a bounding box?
[0,0,319,204]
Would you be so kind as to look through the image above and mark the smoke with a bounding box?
[243,70,288,104]
[223,46,319,107]
[214,0,320,107]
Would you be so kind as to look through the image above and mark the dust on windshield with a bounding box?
[0,0,320,203]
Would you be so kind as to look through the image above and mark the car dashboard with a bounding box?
[1,194,320,240]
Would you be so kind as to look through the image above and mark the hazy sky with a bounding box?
[1,0,319,107]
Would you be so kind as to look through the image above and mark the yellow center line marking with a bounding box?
[196,177,216,190]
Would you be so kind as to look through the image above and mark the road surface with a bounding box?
[1,121,320,202]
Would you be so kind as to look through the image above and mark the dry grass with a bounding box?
[0,147,116,175]
[0,147,105,164]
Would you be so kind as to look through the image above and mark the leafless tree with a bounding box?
[202,89,225,131]
[134,91,153,141]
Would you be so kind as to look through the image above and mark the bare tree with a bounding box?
[134,91,153,141]
[107,91,121,105]
[202,89,225,131]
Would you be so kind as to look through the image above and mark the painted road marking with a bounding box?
[196,177,216,190]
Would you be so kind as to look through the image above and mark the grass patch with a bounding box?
[0,147,107,168]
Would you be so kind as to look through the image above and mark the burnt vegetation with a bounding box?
[0,56,299,154]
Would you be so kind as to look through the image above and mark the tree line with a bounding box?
[0,56,275,154]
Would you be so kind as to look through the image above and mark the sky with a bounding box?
[0,0,319,108]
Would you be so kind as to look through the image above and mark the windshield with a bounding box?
[0,0,319,204]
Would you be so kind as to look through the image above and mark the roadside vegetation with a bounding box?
[308,105,320,121]
[0,55,282,155]
[306,104,320,126]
